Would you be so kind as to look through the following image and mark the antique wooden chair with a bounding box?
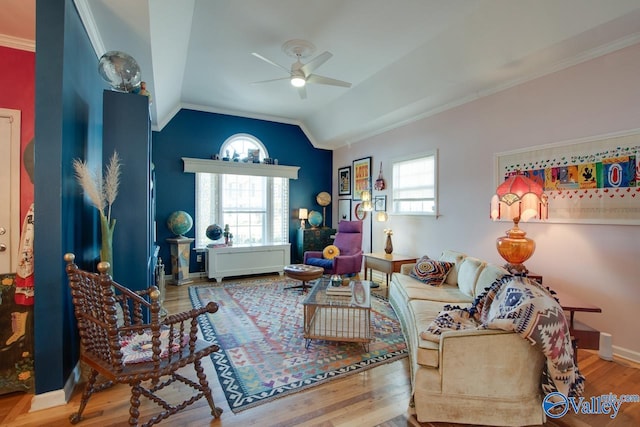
[64,253,222,426]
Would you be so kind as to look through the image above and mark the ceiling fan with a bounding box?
[251,39,351,99]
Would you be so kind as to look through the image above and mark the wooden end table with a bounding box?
[554,290,602,362]
[526,273,602,361]
[363,253,417,297]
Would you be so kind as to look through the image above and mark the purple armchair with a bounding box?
[304,220,363,276]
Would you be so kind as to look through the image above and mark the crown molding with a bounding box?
[73,0,104,58]
[0,34,34,52]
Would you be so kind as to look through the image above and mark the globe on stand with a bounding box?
[308,210,323,228]
[206,224,223,241]
[166,211,193,237]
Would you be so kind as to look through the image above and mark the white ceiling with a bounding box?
[3,0,640,149]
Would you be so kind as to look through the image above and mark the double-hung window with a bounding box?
[391,151,438,215]
[194,134,289,247]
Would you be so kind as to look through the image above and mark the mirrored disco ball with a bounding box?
[98,51,142,92]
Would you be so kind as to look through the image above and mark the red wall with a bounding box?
[0,45,35,222]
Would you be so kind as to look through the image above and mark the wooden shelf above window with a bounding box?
[182,157,299,179]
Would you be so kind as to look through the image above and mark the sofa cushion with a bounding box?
[393,273,474,304]
[409,299,472,368]
[474,263,510,297]
[410,256,454,286]
[439,250,466,285]
[456,257,486,297]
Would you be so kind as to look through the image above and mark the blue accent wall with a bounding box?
[32,1,333,396]
[34,0,105,394]
[152,109,333,272]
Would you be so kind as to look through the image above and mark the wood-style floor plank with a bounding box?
[1,273,638,426]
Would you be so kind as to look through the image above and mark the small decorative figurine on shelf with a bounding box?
[223,224,232,245]
[132,81,152,104]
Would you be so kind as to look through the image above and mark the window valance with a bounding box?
[182,157,299,179]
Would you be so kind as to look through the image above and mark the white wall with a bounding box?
[333,43,640,360]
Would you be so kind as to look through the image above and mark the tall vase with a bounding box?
[384,234,393,254]
[99,213,116,275]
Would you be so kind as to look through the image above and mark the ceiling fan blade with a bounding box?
[251,77,290,84]
[300,51,332,75]
[251,52,291,74]
[307,74,352,88]
[297,85,307,100]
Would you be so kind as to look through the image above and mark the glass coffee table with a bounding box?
[302,278,373,351]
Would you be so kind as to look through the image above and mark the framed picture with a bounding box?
[338,166,351,196]
[495,129,640,225]
[374,195,387,211]
[352,157,372,201]
[338,199,351,221]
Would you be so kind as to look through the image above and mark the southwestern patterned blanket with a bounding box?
[420,275,585,398]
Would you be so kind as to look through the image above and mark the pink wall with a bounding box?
[334,43,640,359]
[0,45,35,222]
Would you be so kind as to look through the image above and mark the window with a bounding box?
[195,134,289,247]
[391,151,437,215]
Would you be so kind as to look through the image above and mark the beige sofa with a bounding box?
[388,250,546,426]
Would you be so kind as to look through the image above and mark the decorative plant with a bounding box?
[73,151,122,273]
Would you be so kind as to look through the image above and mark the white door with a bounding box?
[0,108,21,273]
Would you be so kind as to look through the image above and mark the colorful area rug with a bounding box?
[189,277,407,413]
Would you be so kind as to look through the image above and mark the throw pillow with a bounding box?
[322,245,340,259]
[306,257,334,269]
[410,256,454,286]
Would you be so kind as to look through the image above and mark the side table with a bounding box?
[525,273,602,360]
[166,237,194,285]
[554,290,602,362]
[363,253,417,297]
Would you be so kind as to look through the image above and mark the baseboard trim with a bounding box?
[29,362,81,412]
[161,272,207,285]
[613,345,640,364]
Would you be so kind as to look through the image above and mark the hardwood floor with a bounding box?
[1,274,638,427]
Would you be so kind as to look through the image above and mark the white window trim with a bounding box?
[183,157,299,179]
[390,149,439,217]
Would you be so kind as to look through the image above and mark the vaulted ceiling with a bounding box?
[3,0,640,149]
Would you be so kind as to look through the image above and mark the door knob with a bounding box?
[0,227,5,235]
[0,244,6,252]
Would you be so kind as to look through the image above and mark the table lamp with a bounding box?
[490,171,548,274]
[298,208,308,229]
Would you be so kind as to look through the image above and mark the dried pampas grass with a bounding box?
[73,151,121,222]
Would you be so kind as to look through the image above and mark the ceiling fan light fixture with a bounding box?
[291,75,306,87]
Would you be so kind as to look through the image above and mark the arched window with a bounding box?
[219,133,268,163]
[195,134,288,247]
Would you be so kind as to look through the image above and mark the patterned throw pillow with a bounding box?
[323,245,340,259]
[410,256,455,286]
